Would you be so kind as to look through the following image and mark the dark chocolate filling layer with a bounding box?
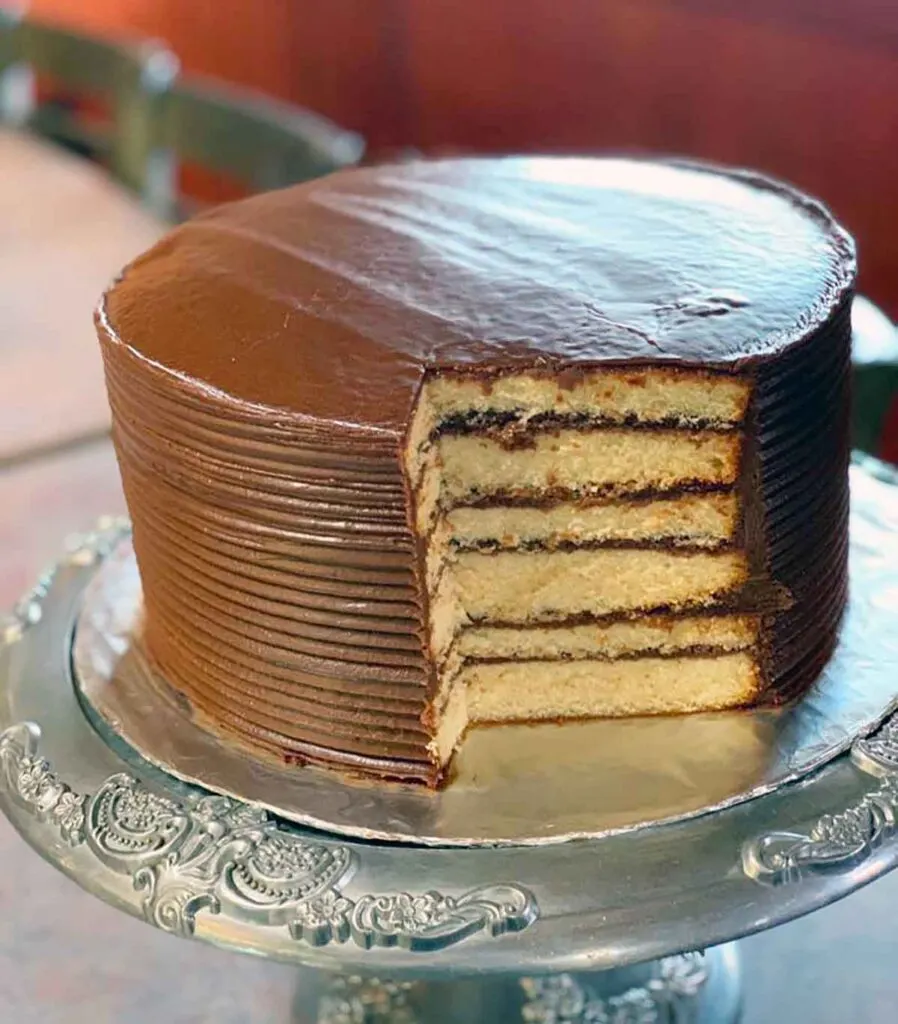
[449,536,734,554]
[465,644,755,665]
[461,599,772,629]
[448,480,736,510]
[431,409,739,441]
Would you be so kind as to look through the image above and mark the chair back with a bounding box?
[0,8,365,220]
[158,75,364,219]
[0,8,177,204]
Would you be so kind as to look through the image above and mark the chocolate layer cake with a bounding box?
[96,157,856,785]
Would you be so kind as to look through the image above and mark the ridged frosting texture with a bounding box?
[753,298,852,696]
[100,340,435,779]
[97,155,857,782]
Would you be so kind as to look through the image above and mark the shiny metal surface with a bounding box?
[288,946,740,1023]
[1,460,898,977]
[72,462,898,847]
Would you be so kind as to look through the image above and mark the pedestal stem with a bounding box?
[292,943,742,1023]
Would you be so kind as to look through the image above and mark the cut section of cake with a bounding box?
[96,155,856,786]
[406,367,769,765]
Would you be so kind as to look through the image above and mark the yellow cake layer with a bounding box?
[406,370,750,475]
[441,492,738,551]
[431,652,760,762]
[434,427,736,511]
[467,653,760,718]
[456,614,758,660]
[448,548,748,623]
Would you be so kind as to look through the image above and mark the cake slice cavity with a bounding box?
[406,367,762,771]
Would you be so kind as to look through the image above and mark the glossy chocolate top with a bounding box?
[102,157,855,438]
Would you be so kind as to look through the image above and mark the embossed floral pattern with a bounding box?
[744,714,898,884]
[350,885,537,951]
[294,890,354,928]
[50,789,87,845]
[373,892,452,933]
[811,807,876,849]
[0,723,538,952]
[0,727,86,846]
[251,833,319,879]
[853,715,898,776]
[114,786,180,833]
[290,890,355,945]
[191,793,263,827]
[653,953,707,999]
[519,971,694,1024]
[520,955,708,1022]
[317,978,417,1024]
[16,757,56,805]
[0,523,538,953]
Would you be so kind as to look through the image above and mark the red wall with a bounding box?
[31,0,898,318]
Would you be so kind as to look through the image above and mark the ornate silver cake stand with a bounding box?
[3,457,898,1023]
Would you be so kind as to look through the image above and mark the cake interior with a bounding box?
[404,367,764,769]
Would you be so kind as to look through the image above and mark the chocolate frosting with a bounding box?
[97,156,856,784]
[102,157,855,439]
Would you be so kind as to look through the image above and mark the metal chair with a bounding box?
[0,6,26,120]
[852,296,898,459]
[0,7,177,207]
[0,9,364,220]
[155,74,365,220]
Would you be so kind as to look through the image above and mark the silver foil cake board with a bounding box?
[1,457,898,984]
[70,460,898,847]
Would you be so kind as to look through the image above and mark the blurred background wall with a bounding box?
[29,0,898,319]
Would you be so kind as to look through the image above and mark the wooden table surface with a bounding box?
[1,130,897,1023]
[0,133,161,468]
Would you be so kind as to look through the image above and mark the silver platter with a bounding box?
[72,462,898,847]
[2,459,898,977]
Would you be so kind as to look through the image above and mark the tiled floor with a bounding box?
[1,129,897,1023]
